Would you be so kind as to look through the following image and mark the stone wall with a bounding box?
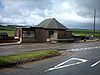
[58,30,70,39]
[35,29,48,43]
[16,27,72,43]
[22,37,35,43]
[65,31,72,38]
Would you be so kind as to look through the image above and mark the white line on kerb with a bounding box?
[91,60,100,67]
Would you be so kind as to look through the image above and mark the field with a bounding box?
[0,30,15,37]
[0,26,100,37]
[71,29,100,36]
[0,26,15,37]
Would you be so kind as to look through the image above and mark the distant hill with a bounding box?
[0,25,15,31]
[0,25,28,31]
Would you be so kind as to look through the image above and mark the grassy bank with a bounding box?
[0,50,61,68]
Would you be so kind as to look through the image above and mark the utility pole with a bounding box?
[93,9,96,37]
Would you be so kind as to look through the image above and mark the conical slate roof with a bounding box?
[36,18,68,29]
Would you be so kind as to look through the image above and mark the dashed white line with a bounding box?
[88,47,91,49]
[84,48,88,50]
[98,46,100,48]
[91,60,100,67]
[95,47,98,48]
[68,46,100,52]
[80,48,84,50]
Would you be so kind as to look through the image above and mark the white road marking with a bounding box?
[84,48,88,50]
[95,47,98,48]
[91,60,100,67]
[71,49,75,50]
[45,58,88,72]
[68,46,100,52]
[88,47,91,49]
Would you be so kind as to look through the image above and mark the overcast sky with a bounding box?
[0,0,100,29]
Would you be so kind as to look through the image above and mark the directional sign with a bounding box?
[45,58,88,72]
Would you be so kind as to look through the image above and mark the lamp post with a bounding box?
[93,9,96,37]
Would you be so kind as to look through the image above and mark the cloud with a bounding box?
[0,0,53,25]
[0,0,100,29]
[71,0,100,18]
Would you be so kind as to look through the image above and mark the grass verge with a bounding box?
[0,50,61,68]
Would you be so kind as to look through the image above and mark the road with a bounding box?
[0,42,99,56]
[0,41,100,75]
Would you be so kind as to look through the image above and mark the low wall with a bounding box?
[0,37,18,43]
[0,39,18,43]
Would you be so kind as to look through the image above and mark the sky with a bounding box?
[0,0,100,29]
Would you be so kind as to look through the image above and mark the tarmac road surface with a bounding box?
[0,41,99,56]
[0,41,100,75]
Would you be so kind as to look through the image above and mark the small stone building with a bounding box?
[15,18,72,43]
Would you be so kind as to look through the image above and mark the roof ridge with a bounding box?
[47,18,53,27]
[36,18,68,29]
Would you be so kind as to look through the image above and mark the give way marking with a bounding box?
[91,60,100,67]
[45,58,88,72]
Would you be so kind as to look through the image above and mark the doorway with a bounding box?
[49,31,54,38]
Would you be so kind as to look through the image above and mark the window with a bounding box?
[22,30,35,38]
[23,31,30,37]
[30,31,35,37]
